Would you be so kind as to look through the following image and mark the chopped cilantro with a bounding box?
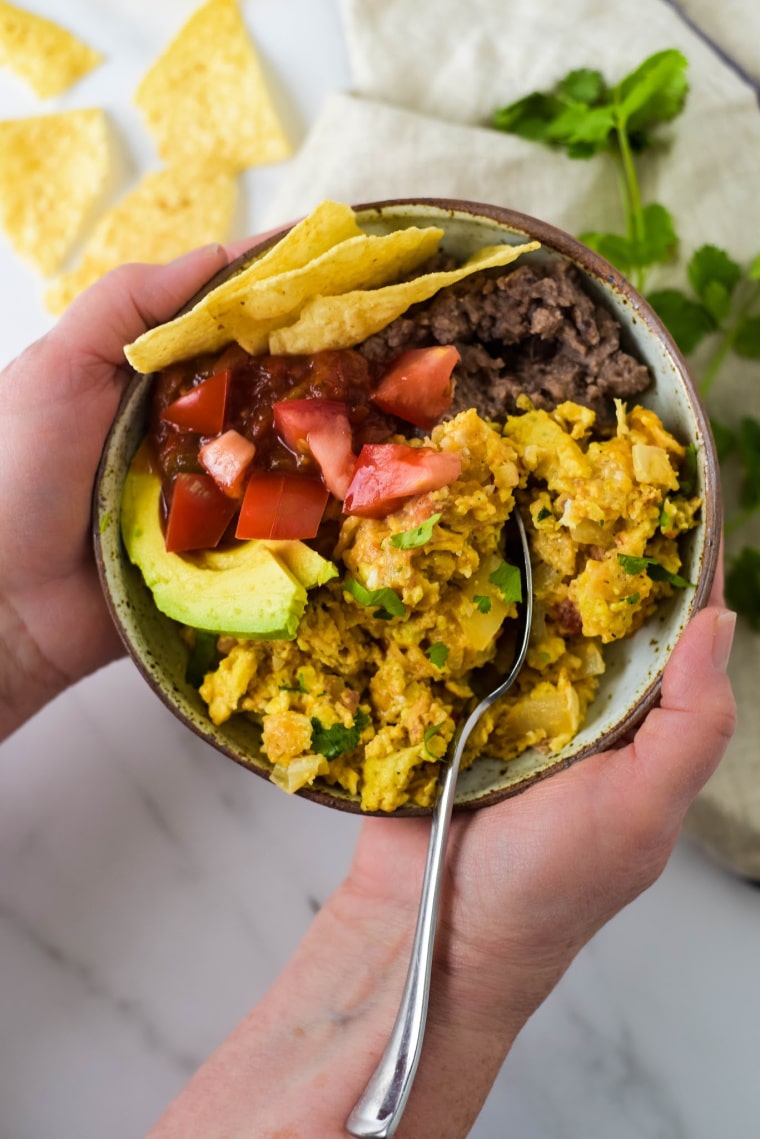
[423,720,448,758]
[625,592,641,605]
[98,511,111,535]
[389,513,442,549]
[617,553,692,588]
[310,710,369,761]
[473,594,492,614]
[426,642,449,669]
[536,506,552,522]
[343,577,406,620]
[488,560,523,603]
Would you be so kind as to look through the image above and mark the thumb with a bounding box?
[47,243,230,378]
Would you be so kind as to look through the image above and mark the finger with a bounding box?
[47,243,231,375]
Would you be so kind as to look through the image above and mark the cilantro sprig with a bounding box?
[389,513,442,549]
[343,577,406,621]
[492,51,760,630]
[310,710,369,761]
[493,49,687,291]
[617,553,692,589]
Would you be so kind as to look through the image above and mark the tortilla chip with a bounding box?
[0,1,102,97]
[0,108,109,277]
[125,199,363,373]
[134,0,290,173]
[45,165,235,315]
[210,225,445,354]
[268,242,541,354]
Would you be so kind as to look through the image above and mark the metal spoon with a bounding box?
[345,510,533,1139]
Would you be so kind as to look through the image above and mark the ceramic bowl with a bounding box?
[93,198,721,815]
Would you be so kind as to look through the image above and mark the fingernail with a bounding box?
[172,243,225,265]
[712,609,737,672]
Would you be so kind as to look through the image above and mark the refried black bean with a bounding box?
[358,259,651,428]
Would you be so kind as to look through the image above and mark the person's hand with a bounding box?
[0,245,231,736]
[146,577,736,1139]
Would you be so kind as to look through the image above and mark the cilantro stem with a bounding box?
[700,280,760,397]
[612,100,646,292]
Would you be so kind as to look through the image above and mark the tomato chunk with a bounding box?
[161,368,230,434]
[343,443,462,518]
[236,472,329,540]
[164,473,238,553]
[199,429,255,498]
[371,346,459,430]
[273,398,356,499]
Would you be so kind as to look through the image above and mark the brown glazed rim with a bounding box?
[94,197,721,817]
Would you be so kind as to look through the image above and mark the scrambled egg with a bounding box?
[199,401,700,812]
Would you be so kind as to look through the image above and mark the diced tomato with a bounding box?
[161,368,231,434]
[371,346,459,430]
[236,472,329,540]
[273,398,356,499]
[199,429,256,498]
[343,443,462,518]
[164,473,238,553]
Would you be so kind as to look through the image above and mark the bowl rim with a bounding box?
[94,196,721,816]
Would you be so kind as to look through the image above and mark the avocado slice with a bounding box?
[121,457,336,638]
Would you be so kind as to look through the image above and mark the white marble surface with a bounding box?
[2,3,760,1138]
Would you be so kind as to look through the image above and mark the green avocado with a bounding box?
[120,458,337,638]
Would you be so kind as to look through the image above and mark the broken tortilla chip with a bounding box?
[209,225,445,354]
[268,242,542,354]
[0,108,109,277]
[0,1,102,98]
[134,0,290,173]
[125,199,364,373]
[44,165,236,315]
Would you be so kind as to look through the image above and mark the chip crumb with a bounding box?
[134,0,291,173]
[0,108,109,277]
[0,1,102,98]
[44,164,236,314]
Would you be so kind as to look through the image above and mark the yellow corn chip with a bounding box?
[0,108,109,277]
[210,225,445,354]
[0,1,102,97]
[134,0,290,173]
[45,165,236,315]
[125,199,363,374]
[269,242,541,355]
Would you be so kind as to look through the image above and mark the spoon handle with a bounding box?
[344,740,463,1138]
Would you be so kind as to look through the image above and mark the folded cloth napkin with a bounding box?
[265,0,760,877]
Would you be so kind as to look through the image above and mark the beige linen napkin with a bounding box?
[265,0,760,876]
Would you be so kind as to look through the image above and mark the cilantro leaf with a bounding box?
[343,577,406,620]
[558,68,606,105]
[473,594,492,614]
[678,443,699,497]
[646,288,716,354]
[737,417,760,512]
[687,245,742,322]
[725,546,760,631]
[423,720,448,758]
[492,91,565,143]
[710,417,737,462]
[617,553,692,588]
[734,315,760,360]
[488,560,523,603]
[390,512,442,549]
[582,204,677,274]
[426,642,449,669]
[616,49,689,140]
[310,710,369,761]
